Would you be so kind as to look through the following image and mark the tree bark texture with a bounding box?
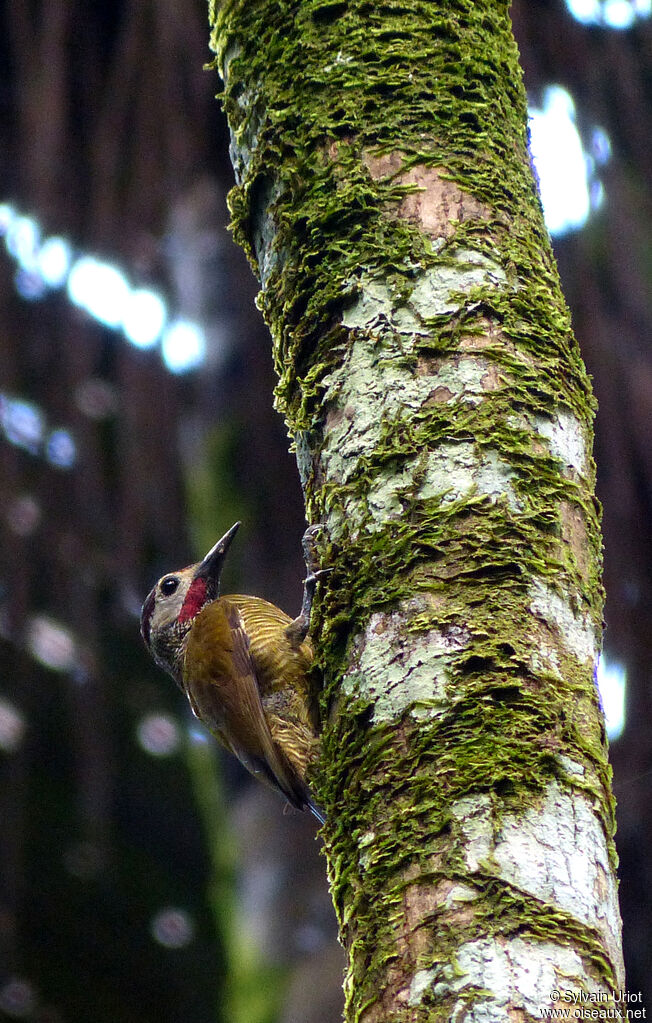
[208,1,624,1019]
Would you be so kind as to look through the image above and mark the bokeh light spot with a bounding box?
[603,0,636,24]
[161,321,206,373]
[0,978,37,1018]
[26,616,77,673]
[37,236,72,288]
[596,654,626,740]
[0,203,16,235]
[2,201,207,377]
[5,215,40,271]
[137,714,181,756]
[566,0,602,19]
[45,429,77,469]
[0,698,27,753]
[15,268,47,301]
[566,0,650,23]
[529,86,610,235]
[188,725,210,745]
[150,908,195,949]
[67,256,130,328]
[122,288,167,349]
[6,495,41,537]
[74,378,118,420]
[591,127,612,166]
[0,395,44,454]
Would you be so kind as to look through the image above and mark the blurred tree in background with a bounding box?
[0,1,650,1020]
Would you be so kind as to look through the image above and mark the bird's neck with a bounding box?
[153,619,193,687]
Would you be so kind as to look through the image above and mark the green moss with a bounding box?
[210,2,580,402]
[319,681,617,1014]
[209,0,616,1015]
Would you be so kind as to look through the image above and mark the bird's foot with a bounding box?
[285,525,331,646]
[301,523,326,576]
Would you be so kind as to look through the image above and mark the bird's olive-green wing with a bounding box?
[182,597,311,810]
[227,595,313,692]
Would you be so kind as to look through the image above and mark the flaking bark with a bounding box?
[208,1,624,1019]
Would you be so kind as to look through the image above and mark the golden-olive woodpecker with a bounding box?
[140,523,326,823]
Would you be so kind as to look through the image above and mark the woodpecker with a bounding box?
[140,523,327,824]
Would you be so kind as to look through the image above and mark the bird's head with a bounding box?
[140,522,240,679]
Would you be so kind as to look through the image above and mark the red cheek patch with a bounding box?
[178,577,208,623]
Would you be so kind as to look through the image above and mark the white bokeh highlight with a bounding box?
[596,654,626,740]
[0,202,205,373]
[529,87,595,236]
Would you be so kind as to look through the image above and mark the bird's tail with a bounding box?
[307,798,325,825]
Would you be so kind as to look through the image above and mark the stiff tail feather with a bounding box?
[307,799,325,826]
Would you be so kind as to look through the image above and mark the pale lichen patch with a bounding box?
[342,250,507,333]
[341,610,470,722]
[427,936,609,1016]
[529,640,562,679]
[417,444,521,508]
[407,967,437,1007]
[450,783,623,976]
[556,753,586,779]
[418,354,506,406]
[528,577,599,665]
[250,176,286,288]
[534,409,588,476]
[321,333,435,479]
[321,337,520,535]
[337,442,522,534]
[450,793,495,873]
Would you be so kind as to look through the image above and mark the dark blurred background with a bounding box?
[0,1,650,1020]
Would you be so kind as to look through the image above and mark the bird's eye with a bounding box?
[160,576,179,596]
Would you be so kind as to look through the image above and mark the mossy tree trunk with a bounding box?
[208,1,624,1018]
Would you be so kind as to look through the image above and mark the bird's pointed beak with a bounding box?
[193,522,241,585]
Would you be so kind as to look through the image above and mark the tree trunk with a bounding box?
[208,1,624,1018]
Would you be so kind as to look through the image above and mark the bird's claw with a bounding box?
[285,527,331,646]
[301,524,327,577]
